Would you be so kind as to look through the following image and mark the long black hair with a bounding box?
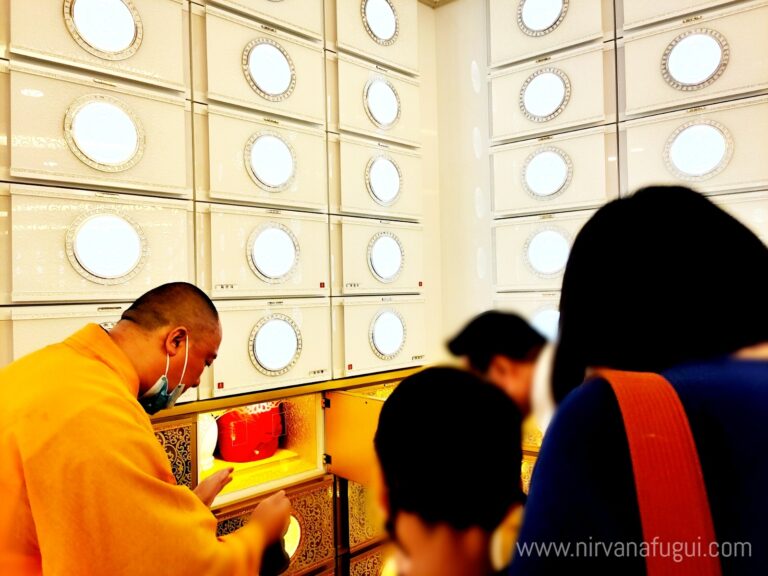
[553,186,768,404]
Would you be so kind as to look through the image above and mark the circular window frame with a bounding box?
[518,67,572,123]
[361,0,400,46]
[63,0,144,61]
[367,231,405,283]
[516,0,570,37]
[246,222,301,284]
[663,119,734,181]
[242,38,297,102]
[661,28,730,92]
[365,154,403,207]
[65,209,148,285]
[364,78,402,130]
[369,308,407,361]
[248,313,303,377]
[244,131,298,193]
[64,94,146,173]
[523,225,572,279]
[521,146,573,200]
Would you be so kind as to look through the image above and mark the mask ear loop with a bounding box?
[168,335,190,407]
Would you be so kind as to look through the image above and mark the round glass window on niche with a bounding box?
[662,29,729,91]
[519,68,571,123]
[249,314,302,376]
[284,515,302,558]
[524,228,571,278]
[245,132,296,192]
[366,155,402,206]
[364,78,401,129]
[522,146,573,199]
[64,95,145,172]
[66,211,147,284]
[243,39,296,102]
[531,307,560,341]
[64,0,143,60]
[664,120,733,181]
[370,309,406,360]
[247,224,300,283]
[517,0,569,37]
[362,0,399,46]
[368,232,404,283]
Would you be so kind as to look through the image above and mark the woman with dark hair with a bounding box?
[509,186,768,575]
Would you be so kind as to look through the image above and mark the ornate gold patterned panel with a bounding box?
[349,544,398,576]
[215,477,336,576]
[348,480,386,552]
[153,419,197,489]
[521,453,538,495]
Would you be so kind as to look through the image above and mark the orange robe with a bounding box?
[0,324,265,575]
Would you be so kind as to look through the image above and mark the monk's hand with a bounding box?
[193,467,234,507]
[250,490,291,545]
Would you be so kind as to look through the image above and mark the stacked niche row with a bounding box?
[488,0,768,349]
[0,0,197,402]
[488,0,618,351]
[325,0,427,381]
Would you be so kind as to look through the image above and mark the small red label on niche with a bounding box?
[347,364,353,370]
[320,282,325,288]
[217,382,224,389]
[419,281,423,287]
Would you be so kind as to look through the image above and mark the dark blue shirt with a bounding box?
[509,357,768,575]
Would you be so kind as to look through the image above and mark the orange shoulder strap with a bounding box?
[595,369,721,576]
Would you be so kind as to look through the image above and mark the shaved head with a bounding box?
[121,282,219,334]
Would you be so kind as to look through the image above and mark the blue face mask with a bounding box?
[139,335,189,415]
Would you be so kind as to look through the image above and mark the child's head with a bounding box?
[374,367,525,576]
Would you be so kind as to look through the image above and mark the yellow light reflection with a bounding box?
[285,515,301,558]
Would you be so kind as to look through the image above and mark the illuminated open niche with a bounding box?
[198,393,323,507]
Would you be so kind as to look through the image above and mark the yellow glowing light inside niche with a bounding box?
[285,515,301,558]
[380,555,398,576]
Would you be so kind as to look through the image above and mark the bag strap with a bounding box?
[595,369,721,576]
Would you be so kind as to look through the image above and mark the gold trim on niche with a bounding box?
[242,38,297,102]
[64,209,149,285]
[521,145,574,200]
[367,231,405,283]
[361,0,400,47]
[523,225,572,279]
[246,222,301,284]
[663,118,734,181]
[248,313,304,377]
[365,154,403,207]
[363,78,402,130]
[516,0,569,37]
[519,67,572,123]
[63,0,144,61]
[661,28,730,92]
[63,94,146,173]
[369,308,407,361]
[244,131,298,193]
